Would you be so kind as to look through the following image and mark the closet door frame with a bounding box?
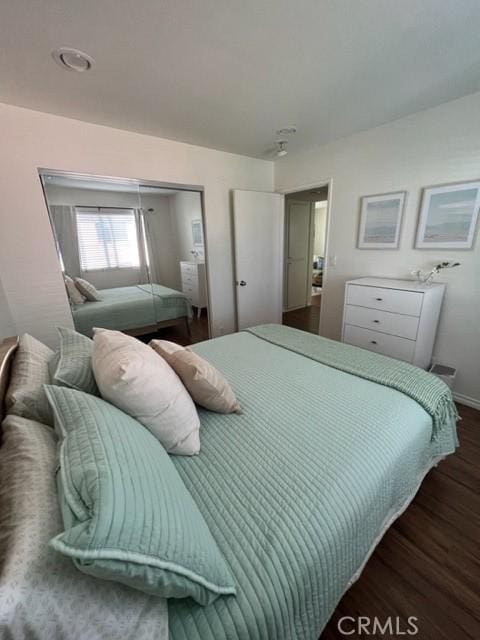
[38,168,212,338]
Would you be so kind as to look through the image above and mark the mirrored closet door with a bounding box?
[40,171,210,345]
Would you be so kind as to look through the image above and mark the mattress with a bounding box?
[168,329,457,640]
[72,283,192,336]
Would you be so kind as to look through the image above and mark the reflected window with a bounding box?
[76,208,140,271]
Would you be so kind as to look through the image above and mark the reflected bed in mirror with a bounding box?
[40,171,210,346]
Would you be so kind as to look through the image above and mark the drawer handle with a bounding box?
[370,340,377,345]
[375,298,383,301]
[373,319,380,323]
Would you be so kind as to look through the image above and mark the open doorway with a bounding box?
[282,184,329,335]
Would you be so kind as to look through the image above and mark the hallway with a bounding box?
[282,303,320,334]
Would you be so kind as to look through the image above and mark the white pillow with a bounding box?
[74,277,101,302]
[150,340,241,414]
[92,329,200,455]
[64,275,86,305]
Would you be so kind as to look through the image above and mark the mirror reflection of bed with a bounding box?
[41,173,209,346]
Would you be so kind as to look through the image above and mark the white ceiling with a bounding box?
[2,1,480,159]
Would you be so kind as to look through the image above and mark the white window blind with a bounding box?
[76,208,140,271]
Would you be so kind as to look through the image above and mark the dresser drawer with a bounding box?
[183,283,198,295]
[344,305,419,340]
[185,295,199,307]
[181,273,197,287]
[346,284,423,317]
[181,263,197,276]
[343,324,415,362]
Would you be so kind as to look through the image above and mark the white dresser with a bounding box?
[180,261,207,318]
[341,277,445,369]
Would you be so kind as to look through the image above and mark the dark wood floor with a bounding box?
[321,403,480,640]
[137,309,209,346]
[283,303,321,334]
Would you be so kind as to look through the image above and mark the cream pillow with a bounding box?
[64,275,86,305]
[92,329,200,455]
[150,340,241,414]
[74,277,101,302]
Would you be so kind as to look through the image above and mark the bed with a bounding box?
[0,325,458,639]
[71,283,193,337]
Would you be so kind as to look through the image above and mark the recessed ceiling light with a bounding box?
[276,127,297,136]
[51,47,95,72]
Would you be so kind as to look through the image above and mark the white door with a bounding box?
[285,200,311,310]
[232,190,284,330]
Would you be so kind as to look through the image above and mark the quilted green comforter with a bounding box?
[72,283,192,336]
[169,327,458,640]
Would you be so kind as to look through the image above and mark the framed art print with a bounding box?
[357,191,407,249]
[415,180,480,249]
[191,219,204,247]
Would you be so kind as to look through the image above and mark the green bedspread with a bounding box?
[72,283,192,336]
[247,324,458,442]
[169,326,458,640]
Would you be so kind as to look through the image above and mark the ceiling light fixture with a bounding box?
[276,140,288,157]
[276,126,297,136]
[52,47,95,72]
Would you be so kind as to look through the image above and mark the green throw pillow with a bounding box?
[49,327,99,395]
[45,385,236,605]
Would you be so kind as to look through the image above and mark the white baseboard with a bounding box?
[453,392,480,411]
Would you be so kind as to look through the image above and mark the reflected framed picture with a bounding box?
[357,191,407,249]
[415,180,480,249]
[191,219,204,247]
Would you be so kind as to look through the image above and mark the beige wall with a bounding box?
[141,192,180,290]
[0,276,15,338]
[0,102,273,345]
[170,191,205,263]
[276,91,480,406]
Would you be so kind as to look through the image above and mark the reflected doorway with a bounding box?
[282,185,329,335]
